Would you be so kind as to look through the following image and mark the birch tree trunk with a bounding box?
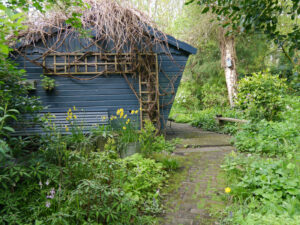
[219,28,238,107]
[148,0,153,18]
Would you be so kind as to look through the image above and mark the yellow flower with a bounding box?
[120,108,124,113]
[66,117,70,121]
[102,116,106,121]
[73,115,77,119]
[126,119,130,124]
[69,112,73,118]
[73,106,76,111]
[225,187,231,193]
[110,117,114,121]
[124,114,127,119]
[122,126,126,130]
[117,109,120,115]
[65,125,69,132]
[120,111,124,118]
[131,110,135,115]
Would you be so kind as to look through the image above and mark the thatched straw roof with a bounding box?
[14,0,169,53]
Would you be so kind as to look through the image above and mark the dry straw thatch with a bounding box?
[16,0,169,53]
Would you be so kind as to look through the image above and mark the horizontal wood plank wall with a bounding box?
[13,37,189,129]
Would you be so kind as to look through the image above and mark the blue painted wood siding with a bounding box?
[12,36,189,128]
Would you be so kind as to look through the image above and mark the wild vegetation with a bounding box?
[1,0,299,224]
[167,1,299,224]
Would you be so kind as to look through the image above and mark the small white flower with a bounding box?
[45,180,49,186]
[50,188,55,196]
[45,201,51,208]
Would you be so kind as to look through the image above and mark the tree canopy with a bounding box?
[186,0,299,56]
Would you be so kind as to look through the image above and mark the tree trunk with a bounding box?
[148,0,153,18]
[219,28,238,107]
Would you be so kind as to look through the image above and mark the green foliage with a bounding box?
[186,0,299,57]
[0,103,19,137]
[40,75,56,91]
[0,106,176,224]
[122,154,167,207]
[0,4,26,57]
[0,60,41,115]
[223,153,300,202]
[220,95,300,224]
[236,71,288,121]
[151,153,181,172]
[0,129,168,224]
[190,107,244,135]
[139,120,177,156]
[234,213,300,225]
[234,120,299,156]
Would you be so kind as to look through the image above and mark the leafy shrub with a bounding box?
[0,60,41,116]
[151,153,181,172]
[139,120,177,156]
[235,71,288,121]
[0,109,171,224]
[234,120,299,156]
[223,153,300,202]
[234,97,300,155]
[223,211,300,225]
[121,154,167,205]
[201,82,228,108]
[190,107,244,134]
[239,213,300,225]
[221,95,300,223]
[40,75,56,91]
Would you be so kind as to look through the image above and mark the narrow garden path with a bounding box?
[161,123,234,225]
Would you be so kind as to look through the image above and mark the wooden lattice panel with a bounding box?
[138,54,160,130]
[43,53,136,75]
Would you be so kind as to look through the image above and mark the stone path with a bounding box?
[160,122,234,225]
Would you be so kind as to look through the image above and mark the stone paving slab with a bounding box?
[160,123,233,225]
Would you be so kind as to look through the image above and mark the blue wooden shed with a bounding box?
[11,2,196,132]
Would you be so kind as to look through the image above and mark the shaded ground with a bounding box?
[160,122,234,225]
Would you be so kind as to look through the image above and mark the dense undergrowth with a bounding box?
[0,62,181,224]
[171,71,300,224]
[0,110,180,224]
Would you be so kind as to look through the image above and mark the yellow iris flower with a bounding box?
[123,126,126,130]
[65,125,69,132]
[73,115,77,119]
